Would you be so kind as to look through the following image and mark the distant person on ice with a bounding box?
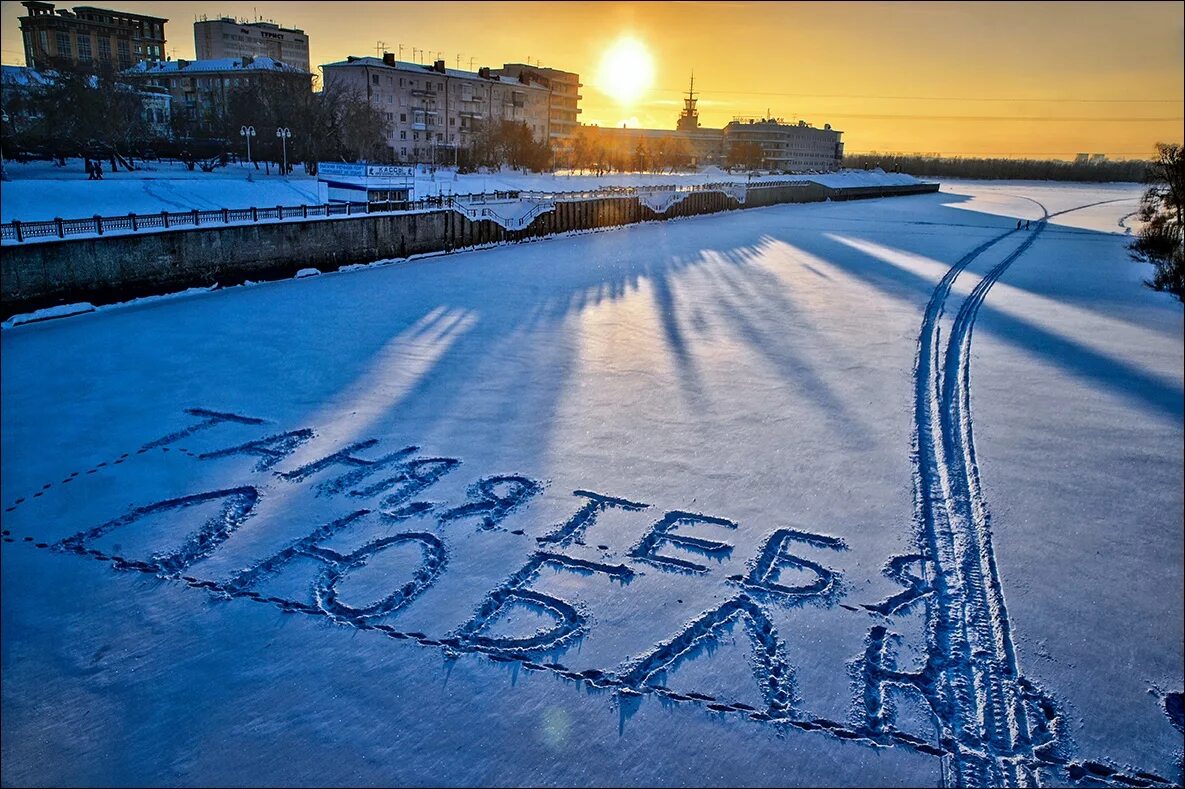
[93,161,103,180]
[1017,219,1022,229]
[85,159,95,180]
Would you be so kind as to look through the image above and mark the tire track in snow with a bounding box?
[910,197,1144,787]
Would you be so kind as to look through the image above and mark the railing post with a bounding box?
[94,215,103,235]
[222,208,229,223]
[13,220,22,243]
[346,203,352,216]
[302,204,308,219]
[162,211,170,228]
[192,209,199,226]
[56,218,64,238]
[251,206,258,222]
[130,212,137,231]
[277,205,283,220]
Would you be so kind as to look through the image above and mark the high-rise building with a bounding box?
[17,1,166,71]
[322,54,551,164]
[194,16,310,73]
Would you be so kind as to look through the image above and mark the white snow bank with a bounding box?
[2,302,95,327]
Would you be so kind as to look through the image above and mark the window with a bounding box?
[55,32,71,57]
[436,132,442,142]
[77,35,92,60]
[413,132,419,141]
[449,117,455,126]
[97,37,111,60]
[401,147,407,156]
[38,30,48,53]
[400,131,406,139]
[400,113,406,122]
[372,74,379,85]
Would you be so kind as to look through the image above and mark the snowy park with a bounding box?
[1,179,1182,786]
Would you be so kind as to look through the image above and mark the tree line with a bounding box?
[1,57,392,173]
[843,152,1151,182]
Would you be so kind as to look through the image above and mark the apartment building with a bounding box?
[723,118,844,172]
[125,55,312,131]
[322,54,551,164]
[194,17,310,73]
[493,64,581,155]
[17,0,166,71]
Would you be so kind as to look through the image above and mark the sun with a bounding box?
[596,37,655,106]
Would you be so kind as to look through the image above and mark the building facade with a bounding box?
[124,56,312,133]
[194,17,310,73]
[322,54,551,164]
[723,118,844,172]
[17,1,166,71]
[493,64,581,157]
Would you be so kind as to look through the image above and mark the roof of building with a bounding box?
[73,5,167,21]
[19,3,167,22]
[1,63,167,95]
[724,117,842,133]
[322,56,547,90]
[0,64,53,87]
[500,63,580,81]
[125,56,310,76]
[195,16,305,34]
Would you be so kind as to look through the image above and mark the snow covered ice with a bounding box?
[1,180,1181,787]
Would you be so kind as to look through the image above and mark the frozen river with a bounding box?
[2,180,1181,787]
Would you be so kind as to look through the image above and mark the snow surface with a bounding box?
[1,158,919,223]
[1,181,1181,787]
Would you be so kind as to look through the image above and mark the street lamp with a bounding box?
[0,109,9,182]
[275,127,292,176]
[240,125,256,167]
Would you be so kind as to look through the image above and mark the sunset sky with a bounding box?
[2,0,1182,159]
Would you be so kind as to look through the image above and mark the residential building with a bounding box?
[194,16,310,73]
[17,1,166,71]
[124,55,312,133]
[322,54,551,164]
[723,117,844,172]
[494,64,581,157]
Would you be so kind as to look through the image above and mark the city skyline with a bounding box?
[2,0,1182,159]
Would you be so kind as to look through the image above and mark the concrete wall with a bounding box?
[1,182,938,317]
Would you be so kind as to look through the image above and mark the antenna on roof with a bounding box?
[455,53,462,69]
[468,56,476,70]
[375,41,387,57]
[397,43,404,60]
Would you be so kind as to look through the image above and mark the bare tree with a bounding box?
[1131,142,1184,299]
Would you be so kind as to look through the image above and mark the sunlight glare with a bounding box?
[596,37,655,106]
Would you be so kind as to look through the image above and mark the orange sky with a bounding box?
[3,0,1182,159]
